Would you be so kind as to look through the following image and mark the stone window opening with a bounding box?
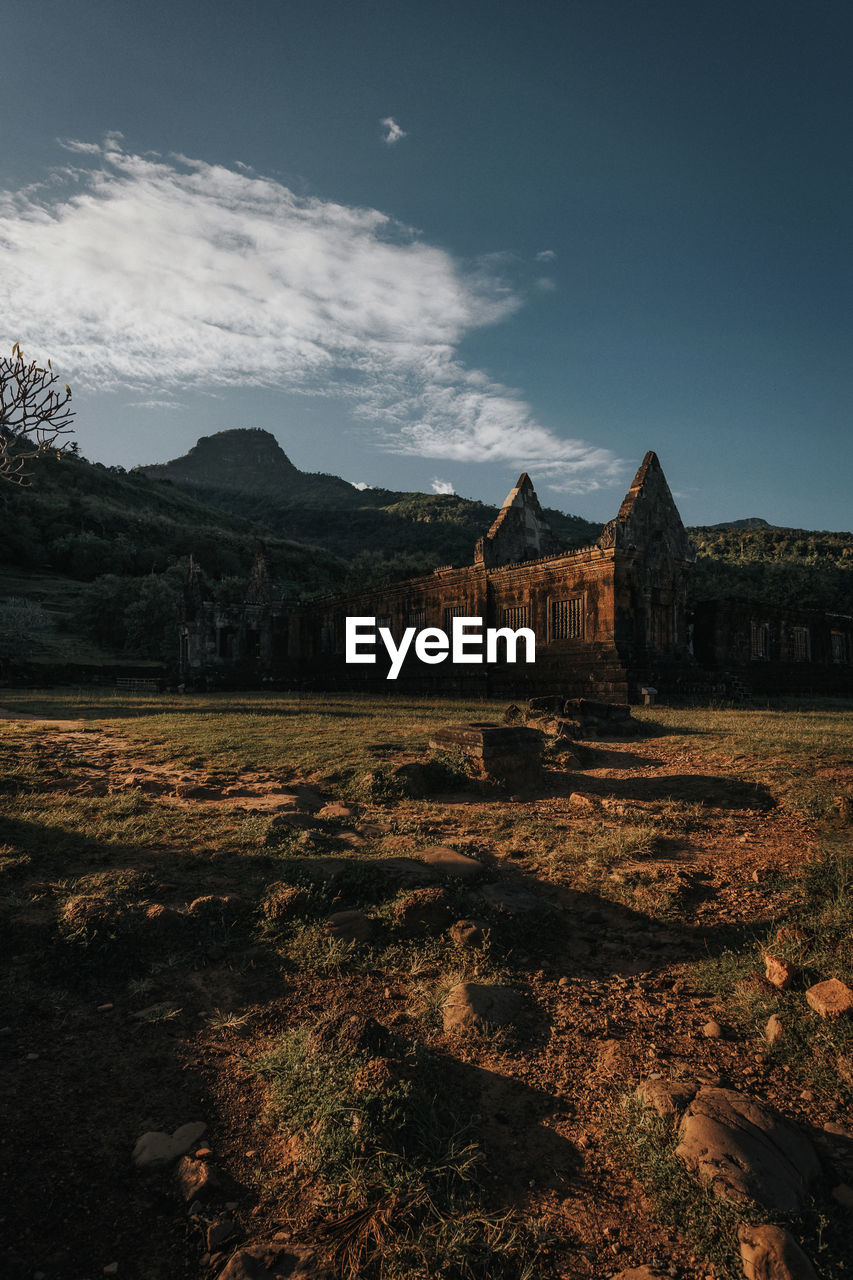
[501,603,531,631]
[443,603,467,631]
[750,621,770,660]
[792,626,810,662]
[831,630,848,663]
[405,608,426,631]
[550,595,585,641]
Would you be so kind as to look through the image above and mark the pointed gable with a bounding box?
[599,451,693,560]
[475,472,559,567]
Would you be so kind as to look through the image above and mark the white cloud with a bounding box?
[431,477,455,495]
[351,480,371,491]
[125,398,184,410]
[535,276,557,292]
[380,117,407,145]
[535,249,556,262]
[0,141,625,493]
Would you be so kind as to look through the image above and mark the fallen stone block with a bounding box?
[805,978,853,1018]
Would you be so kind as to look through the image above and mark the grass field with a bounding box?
[1,690,851,1279]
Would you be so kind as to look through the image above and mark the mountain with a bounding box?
[703,517,774,531]
[138,428,603,560]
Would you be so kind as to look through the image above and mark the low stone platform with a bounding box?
[429,722,544,787]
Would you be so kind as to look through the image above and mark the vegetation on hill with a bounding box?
[689,526,853,614]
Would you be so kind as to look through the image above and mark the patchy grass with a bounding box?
[255,1017,542,1279]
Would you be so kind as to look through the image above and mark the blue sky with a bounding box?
[1,0,850,529]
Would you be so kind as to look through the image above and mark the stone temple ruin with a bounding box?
[179,452,853,700]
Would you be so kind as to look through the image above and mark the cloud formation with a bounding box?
[0,140,624,492]
[380,117,407,145]
[431,477,455,495]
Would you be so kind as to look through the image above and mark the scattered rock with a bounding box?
[215,1234,323,1279]
[738,1222,817,1279]
[448,918,487,947]
[418,846,484,881]
[764,955,795,990]
[442,982,525,1035]
[702,1020,723,1039]
[676,1088,820,1212]
[372,856,437,888]
[103,1266,119,1277]
[317,801,359,820]
[805,978,853,1018]
[479,882,548,916]
[765,1014,784,1045]
[322,910,373,944]
[133,1121,207,1171]
[636,1078,698,1119]
[175,1155,235,1204]
[392,887,453,935]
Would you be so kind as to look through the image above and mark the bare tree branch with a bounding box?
[0,343,76,484]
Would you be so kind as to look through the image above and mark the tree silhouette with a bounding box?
[0,343,75,484]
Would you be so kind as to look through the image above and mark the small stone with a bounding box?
[175,1155,232,1203]
[26,1052,39,1060]
[132,1121,207,1171]
[702,1020,723,1039]
[441,982,525,1034]
[97,1003,114,1012]
[805,978,853,1018]
[323,909,372,944]
[103,1265,119,1276]
[764,955,795,991]
[419,846,484,881]
[831,1183,853,1207]
[558,976,570,987]
[765,1014,784,1045]
[738,1222,817,1279]
[636,1078,698,1119]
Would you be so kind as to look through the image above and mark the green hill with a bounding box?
[689,524,853,614]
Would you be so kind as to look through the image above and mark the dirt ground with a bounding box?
[1,703,851,1280]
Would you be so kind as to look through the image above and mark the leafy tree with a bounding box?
[0,597,53,659]
[0,344,75,483]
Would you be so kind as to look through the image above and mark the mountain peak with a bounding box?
[140,428,300,492]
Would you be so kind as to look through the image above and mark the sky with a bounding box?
[0,0,850,530]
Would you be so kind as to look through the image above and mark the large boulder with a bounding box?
[675,1088,820,1212]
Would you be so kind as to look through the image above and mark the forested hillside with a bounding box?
[690,525,853,614]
